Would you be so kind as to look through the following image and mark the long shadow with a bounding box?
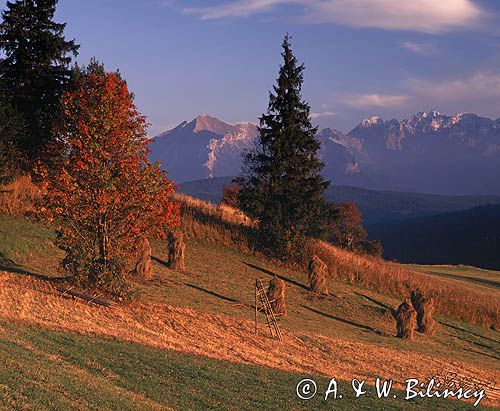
[0,264,67,283]
[151,255,169,268]
[426,271,499,289]
[243,262,309,291]
[354,292,396,318]
[184,283,240,303]
[439,321,500,345]
[452,334,499,356]
[301,304,382,335]
[462,348,500,361]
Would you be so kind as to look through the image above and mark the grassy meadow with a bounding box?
[0,194,499,410]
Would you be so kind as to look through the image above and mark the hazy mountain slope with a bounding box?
[149,115,258,183]
[369,204,500,270]
[345,111,500,194]
[152,111,500,194]
[150,115,368,184]
[178,177,500,224]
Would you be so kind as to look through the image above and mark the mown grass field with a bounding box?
[409,264,500,291]
[0,320,494,410]
[0,213,499,410]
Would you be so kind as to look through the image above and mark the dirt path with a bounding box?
[0,271,498,406]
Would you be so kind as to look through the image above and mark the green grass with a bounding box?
[0,214,499,410]
[0,214,62,276]
[1,214,498,372]
[0,320,492,410]
[408,264,500,291]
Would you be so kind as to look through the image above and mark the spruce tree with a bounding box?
[0,0,79,161]
[239,35,330,259]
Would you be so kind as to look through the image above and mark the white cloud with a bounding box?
[310,111,335,119]
[408,71,500,101]
[341,93,409,109]
[185,0,485,33]
[400,41,437,55]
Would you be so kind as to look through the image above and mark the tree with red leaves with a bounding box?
[329,202,382,257]
[37,62,180,297]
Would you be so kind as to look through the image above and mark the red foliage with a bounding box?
[37,68,179,296]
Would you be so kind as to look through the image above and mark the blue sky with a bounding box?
[5,0,500,134]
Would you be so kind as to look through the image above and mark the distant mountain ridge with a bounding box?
[150,115,258,182]
[150,111,500,194]
[178,176,500,225]
[150,114,362,185]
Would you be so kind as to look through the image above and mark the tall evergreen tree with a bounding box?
[239,35,330,259]
[0,0,79,161]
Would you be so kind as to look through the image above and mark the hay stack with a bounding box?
[410,288,424,312]
[417,297,436,335]
[308,255,329,295]
[411,289,436,335]
[267,277,287,317]
[167,231,185,270]
[134,237,152,280]
[396,299,417,339]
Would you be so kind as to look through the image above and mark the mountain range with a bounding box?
[150,111,500,195]
[178,176,500,225]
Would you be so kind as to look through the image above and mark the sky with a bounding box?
[4,0,500,134]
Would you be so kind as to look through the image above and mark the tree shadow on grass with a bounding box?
[439,321,499,345]
[151,255,169,267]
[354,292,396,318]
[300,304,384,335]
[0,263,67,283]
[1,250,66,282]
[242,262,309,291]
[184,283,240,304]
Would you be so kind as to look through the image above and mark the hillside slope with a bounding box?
[178,177,500,224]
[369,204,500,270]
[1,270,499,408]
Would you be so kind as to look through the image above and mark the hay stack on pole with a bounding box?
[396,299,417,339]
[167,231,185,270]
[411,289,436,335]
[308,255,329,295]
[410,289,424,312]
[133,237,152,280]
[417,297,436,335]
[267,276,287,317]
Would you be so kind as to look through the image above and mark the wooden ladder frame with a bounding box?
[255,278,283,341]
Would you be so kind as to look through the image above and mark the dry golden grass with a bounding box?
[173,193,255,253]
[4,180,498,329]
[1,270,498,407]
[0,175,40,215]
[173,194,500,329]
[312,241,499,329]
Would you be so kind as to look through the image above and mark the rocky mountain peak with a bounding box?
[361,115,384,127]
[191,114,236,135]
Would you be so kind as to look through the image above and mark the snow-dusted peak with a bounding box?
[361,116,384,127]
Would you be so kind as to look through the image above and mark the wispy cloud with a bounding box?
[310,111,334,119]
[400,41,437,55]
[341,93,409,109]
[184,0,485,33]
[408,71,500,101]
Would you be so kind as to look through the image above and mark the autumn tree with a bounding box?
[238,35,330,260]
[37,63,179,297]
[221,178,243,208]
[329,202,382,257]
[0,0,79,161]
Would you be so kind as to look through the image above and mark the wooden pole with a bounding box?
[255,279,258,335]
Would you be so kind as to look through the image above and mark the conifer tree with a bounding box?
[0,0,79,161]
[239,35,330,259]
